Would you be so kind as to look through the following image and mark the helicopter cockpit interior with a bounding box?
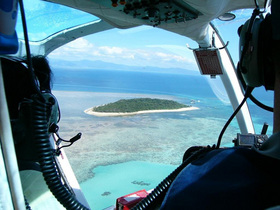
[1,0,280,209]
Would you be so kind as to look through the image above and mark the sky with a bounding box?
[16,0,254,71]
[47,16,246,71]
[49,26,199,70]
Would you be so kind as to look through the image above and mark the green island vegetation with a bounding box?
[92,98,191,113]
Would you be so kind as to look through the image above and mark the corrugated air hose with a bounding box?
[132,145,215,210]
[31,95,89,210]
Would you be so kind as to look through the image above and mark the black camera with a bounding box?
[233,133,268,148]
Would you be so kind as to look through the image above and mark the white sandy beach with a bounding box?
[84,106,199,117]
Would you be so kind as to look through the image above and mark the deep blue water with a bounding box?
[53,68,215,99]
[52,68,274,134]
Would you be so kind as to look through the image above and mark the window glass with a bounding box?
[16,0,99,41]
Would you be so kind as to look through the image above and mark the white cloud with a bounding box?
[49,37,198,70]
[68,38,94,49]
[50,38,94,59]
[99,46,124,55]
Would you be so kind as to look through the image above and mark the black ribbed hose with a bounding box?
[132,146,214,210]
[32,97,89,210]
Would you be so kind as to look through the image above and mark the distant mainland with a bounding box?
[84,98,199,117]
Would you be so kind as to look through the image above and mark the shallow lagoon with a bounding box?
[81,161,177,210]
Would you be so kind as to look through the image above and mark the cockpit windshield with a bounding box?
[16,0,99,41]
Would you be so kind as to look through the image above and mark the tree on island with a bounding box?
[92,98,190,113]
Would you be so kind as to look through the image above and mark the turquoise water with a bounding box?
[52,68,274,209]
[80,161,177,210]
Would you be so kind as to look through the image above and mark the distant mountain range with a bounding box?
[50,59,200,75]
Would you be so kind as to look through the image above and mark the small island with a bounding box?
[84,98,199,117]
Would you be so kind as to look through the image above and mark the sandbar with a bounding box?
[84,106,199,117]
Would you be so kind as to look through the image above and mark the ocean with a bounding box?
[52,68,274,209]
[53,68,213,97]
